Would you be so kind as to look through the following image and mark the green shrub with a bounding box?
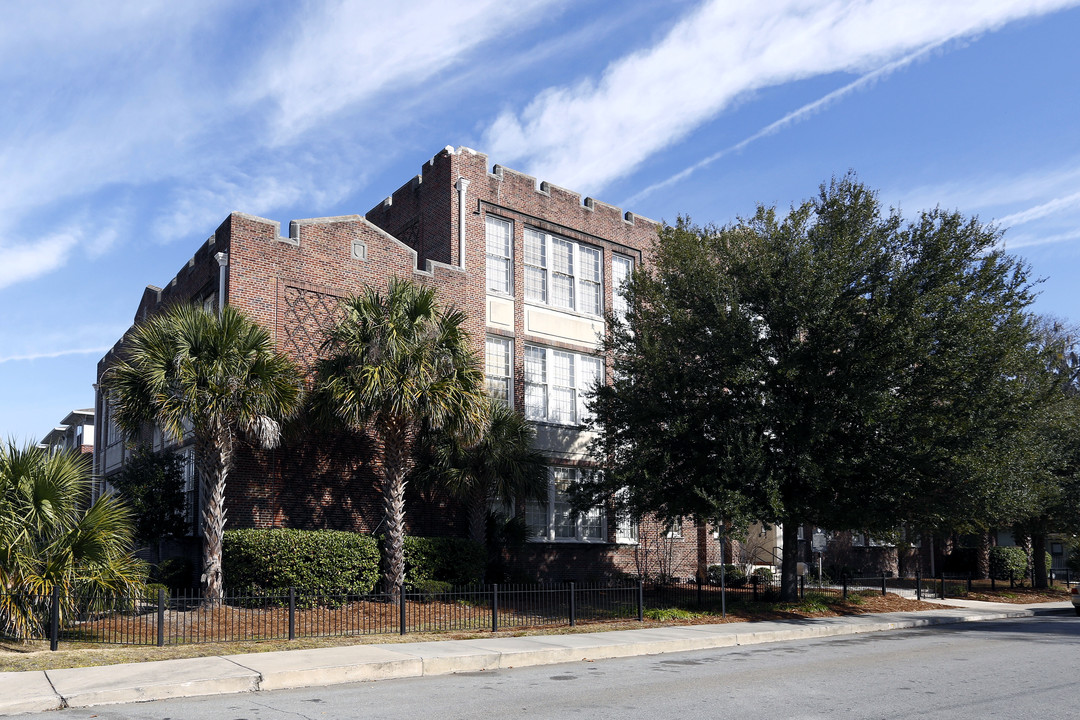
[751,567,774,582]
[150,557,194,590]
[644,607,698,621]
[142,583,171,602]
[401,536,485,590]
[707,564,747,587]
[223,529,380,594]
[989,546,1027,581]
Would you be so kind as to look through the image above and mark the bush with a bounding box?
[401,536,485,590]
[707,564,747,587]
[751,567,774,583]
[150,557,194,590]
[223,529,380,594]
[989,546,1027,581]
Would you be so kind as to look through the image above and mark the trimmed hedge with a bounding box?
[223,529,380,594]
[707,564,747,587]
[402,536,485,590]
[989,546,1027,581]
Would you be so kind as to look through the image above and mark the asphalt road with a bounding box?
[23,614,1079,720]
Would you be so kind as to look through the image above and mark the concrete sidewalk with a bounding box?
[0,600,1070,715]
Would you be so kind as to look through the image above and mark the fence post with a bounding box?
[940,573,946,600]
[288,588,296,641]
[916,569,922,601]
[842,576,848,601]
[800,574,805,600]
[991,574,995,591]
[967,573,972,593]
[881,576,887,597]
[49,585,60,652]
[157,587,165,647]
[637,580,644,622]
[1010,570,1015,589]
[696,576,703,609]
[752,576,759,602]
[491,583,499,633]
[569,581,576,627]
[399,584,406,636]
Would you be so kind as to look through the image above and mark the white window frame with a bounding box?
[484,335,513,409]
[485,216,513,295]
[523,344,602,425]
[614,488,639,544]
[523,227,603,317]
[612,254,633,320]
[526,467,606,543]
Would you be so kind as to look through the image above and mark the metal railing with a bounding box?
[12,570,1050,650]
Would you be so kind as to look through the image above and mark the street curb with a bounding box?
[0,604,1069,715]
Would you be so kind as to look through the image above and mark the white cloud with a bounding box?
[625,41,947,206]
[484,0,1080,193]
[1005,228,1080,250]
[0,346,114,365]
[995,190,1080,228]
[0,231,80,290]
[249,0,564,143]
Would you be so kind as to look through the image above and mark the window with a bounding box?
[486,216,512,294]
[526,467,605,542]
[523,228,602,316]
[665,517,684,539]
[612,254,633,319]
[485,336,512,408]
[523,345,602,425]
[614,488,638,544]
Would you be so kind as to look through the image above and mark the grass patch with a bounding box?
[644,607,699,622]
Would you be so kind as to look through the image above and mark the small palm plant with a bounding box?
[313,278,488,597]
[413,402,548,545]
[0,442,143,641]
[102,304,302,601]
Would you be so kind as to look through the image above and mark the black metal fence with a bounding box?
[12,570,1063,650]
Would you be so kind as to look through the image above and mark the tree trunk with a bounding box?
[381,422,409,600]
[196,425,231,603]
[976,531,991,580]
[780,520,800,601]
[1032,531,1048,589]
[467,484,488,546]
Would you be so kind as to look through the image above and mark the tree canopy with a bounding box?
[577,176,1044,599]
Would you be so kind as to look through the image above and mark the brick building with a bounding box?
[94,146,723,582]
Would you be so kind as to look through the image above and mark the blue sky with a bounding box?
[3,0,1079,441]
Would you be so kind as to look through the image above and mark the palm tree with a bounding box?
[0,442,143,640]
[313,278,487,597]
[102,304,302,601]
[413,402,548,545]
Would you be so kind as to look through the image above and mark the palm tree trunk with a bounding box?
[468,484,488,545]
[382,421,409,601]
[196,426,232,602]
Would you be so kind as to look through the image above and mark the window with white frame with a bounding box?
[485,336,512,408]
[523,345,602,425]
[612,254,633,320]
[523,228,602,316]
[614,488,639,543]
[486,216,512,294]
[526,467,605,542]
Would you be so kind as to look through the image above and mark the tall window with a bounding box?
[485,336,512,408]
[526,467,605,542]
[614,488,639,543]
[523,228,602,316]
[524,345,602,425]
[486,216,512,294]
[612,254,633,320]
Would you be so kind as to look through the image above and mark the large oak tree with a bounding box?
[577,176,1042,600]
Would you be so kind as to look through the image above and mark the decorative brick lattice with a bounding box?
[282,286,344,364]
